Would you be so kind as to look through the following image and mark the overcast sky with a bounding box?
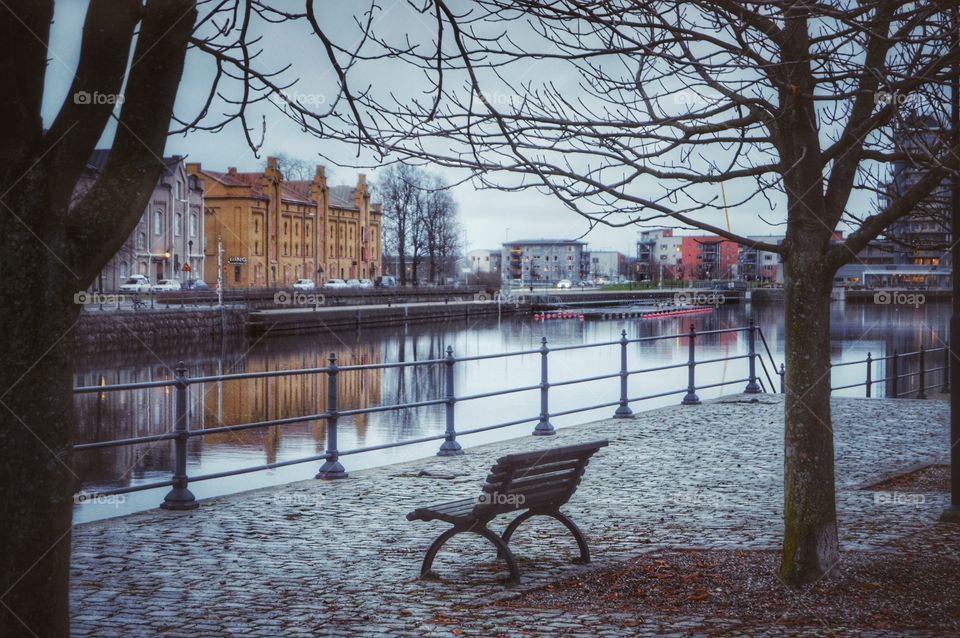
[42,1,831,256]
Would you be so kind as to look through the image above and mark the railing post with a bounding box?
[865,352,872,398]
[918,345,927,399]
[614,329,634,418]
[533,336,555,435]
[161,361,198,510]
[438,345,464,455]
[943,341,951,393]
[317,353,348,479]
[682,323,701,405]
[779,363,785,393]
[744,318,762,394]
[890,349,899,399]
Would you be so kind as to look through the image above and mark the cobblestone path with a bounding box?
[70,395,952,636]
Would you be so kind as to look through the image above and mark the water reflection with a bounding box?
[73,301,949,521]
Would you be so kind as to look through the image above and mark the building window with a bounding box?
[234,266,241,283]
[190,214,198,237]
[136,232,146,250]
[119,261,128,279]
[153,210,162,235]
[175,213,183,236]
[176,181,182,200]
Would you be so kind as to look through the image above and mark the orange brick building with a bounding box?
[187,157,381,288]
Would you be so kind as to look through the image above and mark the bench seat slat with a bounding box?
[495,440,608,466]
[485,458,583,483]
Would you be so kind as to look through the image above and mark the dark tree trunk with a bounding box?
[779,246,839,584]
[0,196,79,638]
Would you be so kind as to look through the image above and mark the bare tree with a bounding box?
[0,2,385,634]
[422,176,462,283]
[272,153,319,182]
[375,164,426,285]
[308,1,960,585]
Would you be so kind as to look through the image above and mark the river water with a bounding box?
[73,301,949,521]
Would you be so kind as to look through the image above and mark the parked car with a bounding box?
[376,275,398,288]
[357,279,374,289]
[183,278,208,290]
[556,279,573,289]
[323,279,348,289]
[293,278,316,290]
[151,279,182,292]
[346,279,362,288]
[119,275,151,293]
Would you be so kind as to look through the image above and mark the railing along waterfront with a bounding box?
[828,342,950,399]
[73,322,768,510]
[72,320,947,510]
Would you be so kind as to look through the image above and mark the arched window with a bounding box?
[174,213,183,236]
[119,261,129,280]
[153,210,163,235]
[190,213,198,237]
[136,232,146,250]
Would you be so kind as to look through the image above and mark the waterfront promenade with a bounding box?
[70,395,953,636]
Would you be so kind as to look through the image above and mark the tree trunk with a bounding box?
[0,200,79,637]
[779,248,840,585]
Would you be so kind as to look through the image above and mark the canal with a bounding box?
[73,301,949,521]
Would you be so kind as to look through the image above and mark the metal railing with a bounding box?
[828,343,950,399]
[72,321,767,509]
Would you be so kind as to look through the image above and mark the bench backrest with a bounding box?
[472,440,608,519]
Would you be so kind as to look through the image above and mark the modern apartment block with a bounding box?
[501,239,588,285]
[81,152,205,290]
[584,250,628,281]
[466,248,502,275]
[880,112,951,269]
[636,229,739,281]
[737,235,784,282]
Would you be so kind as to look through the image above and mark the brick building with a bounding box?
[187,157,381,288]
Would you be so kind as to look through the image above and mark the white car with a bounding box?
[357,279,374,289]
[556,279,573,289]
[292,279,316,290]
[151,279,182,292]
[346,279,362,288]
[323,279,348,289]
[119,275,151,293]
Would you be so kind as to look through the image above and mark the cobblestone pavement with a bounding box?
[70,395,953,637]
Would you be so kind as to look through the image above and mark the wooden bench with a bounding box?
[406,439,608,583]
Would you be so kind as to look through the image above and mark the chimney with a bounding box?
[267,156,278,170]
[186,162,201,175]
[227,167,237,176]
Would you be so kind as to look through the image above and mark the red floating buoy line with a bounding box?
[640,306,714,320]
[532,311,585,321]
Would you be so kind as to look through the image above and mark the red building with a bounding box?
[678,236,740,281]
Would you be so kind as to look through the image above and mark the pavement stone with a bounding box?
[70,394,954,636]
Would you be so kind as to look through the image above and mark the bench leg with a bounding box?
[420,527,460,577]
[419,525,521,584]
[500,509,591,564]
[550,510,591,564]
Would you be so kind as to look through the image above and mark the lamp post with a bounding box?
[942,4,960,523]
